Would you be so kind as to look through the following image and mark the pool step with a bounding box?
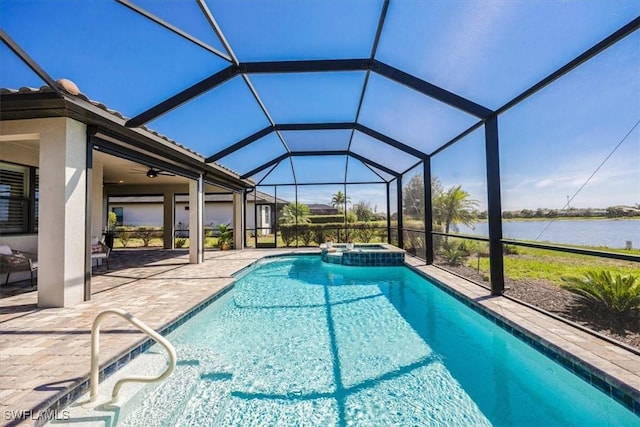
[119,362,200,427]
[175,346,235,427]
[119,346,232,427]
[175,372,234,427]
[175,347,233,427]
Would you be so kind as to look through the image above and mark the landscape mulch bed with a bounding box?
[439,264,640,351]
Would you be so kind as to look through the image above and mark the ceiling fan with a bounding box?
[129,167,175,178]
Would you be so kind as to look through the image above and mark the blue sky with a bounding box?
[1,0,638,211]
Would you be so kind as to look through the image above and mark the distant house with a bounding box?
[308,204,339,215]
[246,191,289,235]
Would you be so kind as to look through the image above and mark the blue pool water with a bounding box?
[118,256,637,426]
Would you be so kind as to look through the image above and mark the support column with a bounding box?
[232,192,244,249]
[38,118,87,307]
[189,175,204,263]
[485,117,505,295]
[386,182,391,244]
[163,191,175,249]
[90,161,104,242]
[423,159,434,264]
[87,152,105,301]
[396,176,403,248]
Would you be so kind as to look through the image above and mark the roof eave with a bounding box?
[0,88,254,190]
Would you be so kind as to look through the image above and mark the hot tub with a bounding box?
[320,243,405,266]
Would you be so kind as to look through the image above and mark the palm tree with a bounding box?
[434,185,479,236]
[561,271,639,315]
[331,191,350,213]
[279,203,311,225]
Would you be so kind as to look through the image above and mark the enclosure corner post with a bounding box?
[384,182,390,244]
[396,175,403,249]
[423,159,433,264]
[485,116,505,295]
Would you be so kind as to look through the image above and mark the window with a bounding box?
[111,207,123,226]
[0,161,38,234]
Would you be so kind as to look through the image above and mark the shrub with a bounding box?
[439,241,469,266]
[308,215,344,224]
[313,228,327,246]
[457,240,477,256]
[279,221,386,246]
[561,271,640,316]
[107,211,118,230]
[132,227,161,247]
[375,227,388,243]
[299,229,314,246]
[316,227,338,244]
[476,242,490,257]
[354,223,376,243]
[175,222,188,248]
[279,203,311,225]
[414,233,425,249]
[280,225,296,247]
[432,224,444,253]
[217,224,232,249]
[503,244,519,255]
[352,201,374,221]
[116,226,132,248]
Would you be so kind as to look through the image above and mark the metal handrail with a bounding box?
[90,308,177,403]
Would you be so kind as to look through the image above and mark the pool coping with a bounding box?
[33,251,640,423]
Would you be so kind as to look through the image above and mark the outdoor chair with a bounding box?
[0,244,38,286]
[91,238,111,271]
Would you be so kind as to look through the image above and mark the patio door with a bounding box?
[255,203,276,248]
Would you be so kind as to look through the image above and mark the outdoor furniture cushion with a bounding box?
[0,247,38,286]
[91,242,111,271]
[4,251,27,265]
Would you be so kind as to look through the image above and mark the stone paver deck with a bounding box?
[0,249,638,426]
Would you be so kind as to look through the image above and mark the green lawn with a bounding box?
[113,238,164,248]
[113,237,221,249]
[470,246,640,285]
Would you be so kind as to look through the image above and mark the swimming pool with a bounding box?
[62,255,637,426]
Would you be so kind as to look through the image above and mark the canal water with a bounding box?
[455,218,639,249]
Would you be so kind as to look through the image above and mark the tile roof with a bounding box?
[0,82,244,179]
